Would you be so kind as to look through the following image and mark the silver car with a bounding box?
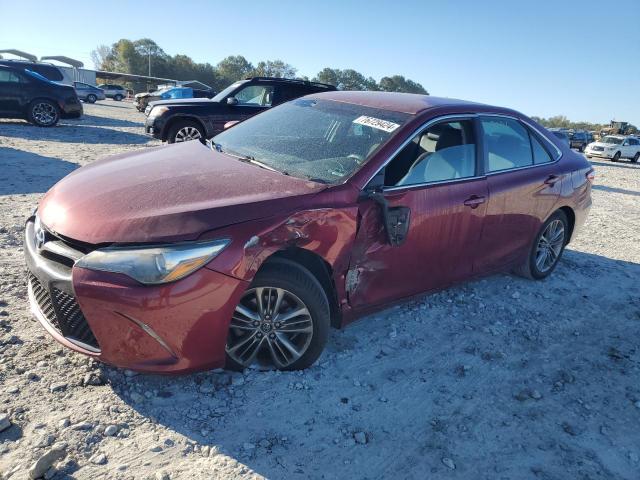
[73,82,106,103]
[96,84,127,101]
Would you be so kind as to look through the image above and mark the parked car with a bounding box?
[569,131,590,152]
[144,76,336,143]
[24,91,593,373]
[73,82,105,103]
[97,84,127,101]
[134,86,215,112]
[0,64,82,126]
[585,135,640,162]
[549,129,570,147]
[0,60,64,82]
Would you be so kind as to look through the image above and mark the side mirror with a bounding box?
[224,120,240,130]
[226,97,238,105]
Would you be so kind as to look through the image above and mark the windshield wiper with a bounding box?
[211,143,282,174]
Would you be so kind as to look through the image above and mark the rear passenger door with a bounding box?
[475,116,562,274]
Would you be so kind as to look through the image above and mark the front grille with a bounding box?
[29,273,59,329]
[28,273,99,351]
[592,146,604,152]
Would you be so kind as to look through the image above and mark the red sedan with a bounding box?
[24,91,593,372]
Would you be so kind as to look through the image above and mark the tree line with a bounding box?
[531,115,638,134]
[91,38,428,94]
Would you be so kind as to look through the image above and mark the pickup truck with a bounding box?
[585,135,640,163]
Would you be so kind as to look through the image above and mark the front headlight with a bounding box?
[148,106,169,118]
[76,239,230,285]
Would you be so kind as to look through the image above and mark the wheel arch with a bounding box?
[162,115,207,141]
[259,247,342,329]
[556,206,576,244]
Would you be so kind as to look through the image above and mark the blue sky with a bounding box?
[1,0,638,124]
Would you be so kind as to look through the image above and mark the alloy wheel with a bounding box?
[174,126,202,142]
[32,102,58,126]
[226,287,314,369]
[535,219,565,273]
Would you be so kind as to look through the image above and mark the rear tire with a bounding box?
[225,260,330,371]
[86,94,97,104]
[167,120,205,144]
[514,210,568,280]
[113,94,123,101]
[27,99,59,127]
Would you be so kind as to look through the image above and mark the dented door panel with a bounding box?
[347,178,489,309]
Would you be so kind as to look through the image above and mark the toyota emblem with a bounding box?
[35,226,46,250]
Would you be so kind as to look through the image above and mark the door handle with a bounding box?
[544,174,560,186]
[463,195,486,209]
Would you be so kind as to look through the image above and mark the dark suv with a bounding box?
[0,60,65,82]
[144,77,336,143]
[0,64,82,126]
[569,131,591,152]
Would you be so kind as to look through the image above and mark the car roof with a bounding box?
[306,90,494,115]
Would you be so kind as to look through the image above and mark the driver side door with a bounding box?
[347,117,488,309]
[211,84,277,134]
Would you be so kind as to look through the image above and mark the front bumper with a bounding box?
[585,149,613,159]
[144,116,165,139]
[24,219,248,373]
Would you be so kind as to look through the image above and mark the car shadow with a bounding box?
[0,147,78,195]
[105,249,640,479]
[589,160,640,170]
[0,123,149,145]
[66,114,142,128]
[592,184,640,197]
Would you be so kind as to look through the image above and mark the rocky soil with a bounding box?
[0,102,639,479]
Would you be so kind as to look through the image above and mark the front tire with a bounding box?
[515,210,568,280]
[225,260,330,371]
[611,152,621,162]
[167,120,205,144]
[113,94,123,101]
[632,152,639,163]
[27,99,59,127]
[86,94,97,104]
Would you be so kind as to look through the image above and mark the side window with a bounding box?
[531,133,553,164]
[481,117,532,172]
[384,120,476,186]
[629,138,639,146]
[233,85,275,107]
[0,70,21,83]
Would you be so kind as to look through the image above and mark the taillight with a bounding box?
[586,169,595,182]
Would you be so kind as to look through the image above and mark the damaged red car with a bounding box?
[24,91,593,373]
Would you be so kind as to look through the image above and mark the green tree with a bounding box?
[216,55,254,87]
[252,60,297,78]
[379,75,428,94]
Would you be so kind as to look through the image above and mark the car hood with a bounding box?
[38,141,326,245]
[590,142,617,148]
[135,92,152,98]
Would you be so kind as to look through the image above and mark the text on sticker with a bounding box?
[353,116,400,133]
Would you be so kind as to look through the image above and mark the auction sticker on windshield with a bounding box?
[353,115,400,133]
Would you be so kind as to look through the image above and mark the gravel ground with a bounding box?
[0,101,639,480]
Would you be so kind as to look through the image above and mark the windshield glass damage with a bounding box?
[211,98,410,183]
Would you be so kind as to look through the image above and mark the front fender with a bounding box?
[202,208,359,283]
